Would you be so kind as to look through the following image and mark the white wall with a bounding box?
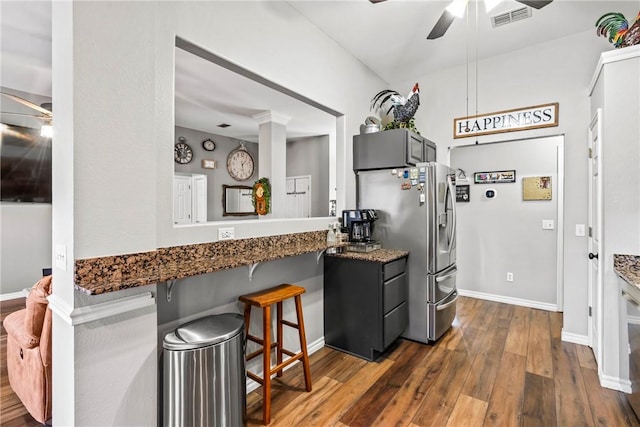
[391,29,619,340]
[173,125,260,221]
[0,203,52,295]
[51,1,386,424]
[287,135,330,217]
[451,136,561,308]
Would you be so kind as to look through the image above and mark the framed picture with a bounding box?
[474,170,516,184]
[523,176,552,200]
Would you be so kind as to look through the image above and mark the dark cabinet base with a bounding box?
[324,255,408,361]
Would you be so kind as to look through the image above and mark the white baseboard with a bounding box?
[0,290,28,301]
[600,373,632,393]
[560,330,590,346]
[628,315,640,325]
[457,289,559,312]
[246,336,325,394]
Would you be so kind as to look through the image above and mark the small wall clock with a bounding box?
[227,146,255,181]
[174,138,193,164]
[202,138,216,151]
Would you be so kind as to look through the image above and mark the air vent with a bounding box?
[217,123,231,128]
[491,6,532,28]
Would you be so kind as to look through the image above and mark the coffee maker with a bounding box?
[342,209,381,252]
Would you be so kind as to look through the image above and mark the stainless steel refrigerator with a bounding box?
[356,162,457,343]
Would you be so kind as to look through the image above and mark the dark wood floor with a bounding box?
[1,296,638,426]
[245,296,640,426]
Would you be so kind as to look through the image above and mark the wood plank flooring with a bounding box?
[246,296,640,426]
[1,296,638,426]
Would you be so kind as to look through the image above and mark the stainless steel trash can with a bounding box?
[163,313,246,426]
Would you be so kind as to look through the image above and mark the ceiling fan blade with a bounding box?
[369,0,387,3]
[0,92,52,117]
[0,111,49,119]
[515,0,553,9]
[427,9,455,40]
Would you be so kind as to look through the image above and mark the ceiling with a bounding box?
[1,0,637,139]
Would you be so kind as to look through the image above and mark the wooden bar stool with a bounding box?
[239,284,312,425]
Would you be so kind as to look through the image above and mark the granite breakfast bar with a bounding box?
[73,230,348,295]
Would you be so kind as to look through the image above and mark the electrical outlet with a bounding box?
[218,227,235,240]
[506,272,514,282]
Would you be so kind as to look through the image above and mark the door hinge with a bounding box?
[589,306,592,317]
[588,148,593,159]
[588,226,592,238]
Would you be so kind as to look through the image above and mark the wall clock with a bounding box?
[202,138,216,151]
[227,147,255,181]
[174,139,193,164]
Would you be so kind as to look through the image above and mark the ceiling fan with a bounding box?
[1,92,53,137]
[369,0,553,39]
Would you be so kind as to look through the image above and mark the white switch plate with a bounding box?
[575,224,586,237]
[55,244,67,271]
[218,227,235,240]
[542,220,555,230]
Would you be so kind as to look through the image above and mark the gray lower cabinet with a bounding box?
[323,254,409,361]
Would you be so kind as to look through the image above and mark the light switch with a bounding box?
[575,224,586,237]
[542,220,555,230]
[55,244,67,271]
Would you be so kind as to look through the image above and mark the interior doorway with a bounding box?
[285,175,312,218]
[450,135,564,310]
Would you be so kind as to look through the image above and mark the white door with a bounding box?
[173,175,192,224]
[588,108,604,369]
[192,174,207,223]
[285,176,311,218]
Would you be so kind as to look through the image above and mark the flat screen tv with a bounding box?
[1,123,52,203]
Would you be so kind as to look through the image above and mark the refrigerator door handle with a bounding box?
[446,174,457,253]
[435,267,458,283]
[437,292,458,311]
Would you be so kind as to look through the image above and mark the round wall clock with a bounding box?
[202,138,216,151]
[174,141,193,164]
[227,147,255,181]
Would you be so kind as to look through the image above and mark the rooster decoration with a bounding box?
[371,83,420,130]
[596,11,640,48]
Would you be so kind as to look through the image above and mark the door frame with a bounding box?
[588,108,604,371]
[448,135,565,311]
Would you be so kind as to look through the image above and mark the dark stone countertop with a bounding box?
[325,248,409,264]
[614,254,640,288]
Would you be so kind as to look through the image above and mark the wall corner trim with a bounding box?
[48,292,155,326]
[600,373,632,393]
[560,330,589,346]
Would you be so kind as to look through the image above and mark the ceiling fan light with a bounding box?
[446,0,469,18]
[484,0,503,13]
[40,124,53,138]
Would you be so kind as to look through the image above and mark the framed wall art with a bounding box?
[523,176,552,201]
[474,170,516,184]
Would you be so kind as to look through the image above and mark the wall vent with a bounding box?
[491,6,532,28]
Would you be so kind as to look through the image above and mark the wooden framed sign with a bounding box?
[453,103,558,139]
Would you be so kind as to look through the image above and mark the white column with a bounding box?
[253,111,291,218]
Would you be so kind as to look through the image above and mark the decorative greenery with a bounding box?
[383,117,420,135]
[252,177,271,214]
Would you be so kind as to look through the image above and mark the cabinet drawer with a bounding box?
[383,257,406,281]
[384,301,408,348]
[384,273,407,313]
